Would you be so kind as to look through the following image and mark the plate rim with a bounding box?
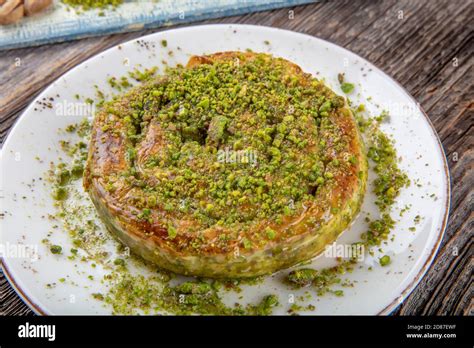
[0,23,451,316]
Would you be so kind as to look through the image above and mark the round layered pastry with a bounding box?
[84,52,367,278]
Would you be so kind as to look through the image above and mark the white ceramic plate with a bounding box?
[0,24,450,315]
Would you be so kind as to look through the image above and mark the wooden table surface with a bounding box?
[0,0,472,316]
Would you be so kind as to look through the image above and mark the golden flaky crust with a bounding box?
[84,52,367,278]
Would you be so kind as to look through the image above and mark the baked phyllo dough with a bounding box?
[84,52,367,278]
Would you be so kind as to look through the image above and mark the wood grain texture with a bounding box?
[0,0,472,316]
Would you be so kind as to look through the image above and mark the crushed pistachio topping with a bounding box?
[286,80,410,295]
[95,52,357,250]
[102,271,278,315]
[61,0,123,12]
[361,114,410,247]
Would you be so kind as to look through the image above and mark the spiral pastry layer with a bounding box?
[84,52,367,278]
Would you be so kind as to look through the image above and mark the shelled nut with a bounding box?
[25,0,52,16]
[0,0,52,25]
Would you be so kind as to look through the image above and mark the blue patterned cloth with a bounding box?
[0,0,316,50]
